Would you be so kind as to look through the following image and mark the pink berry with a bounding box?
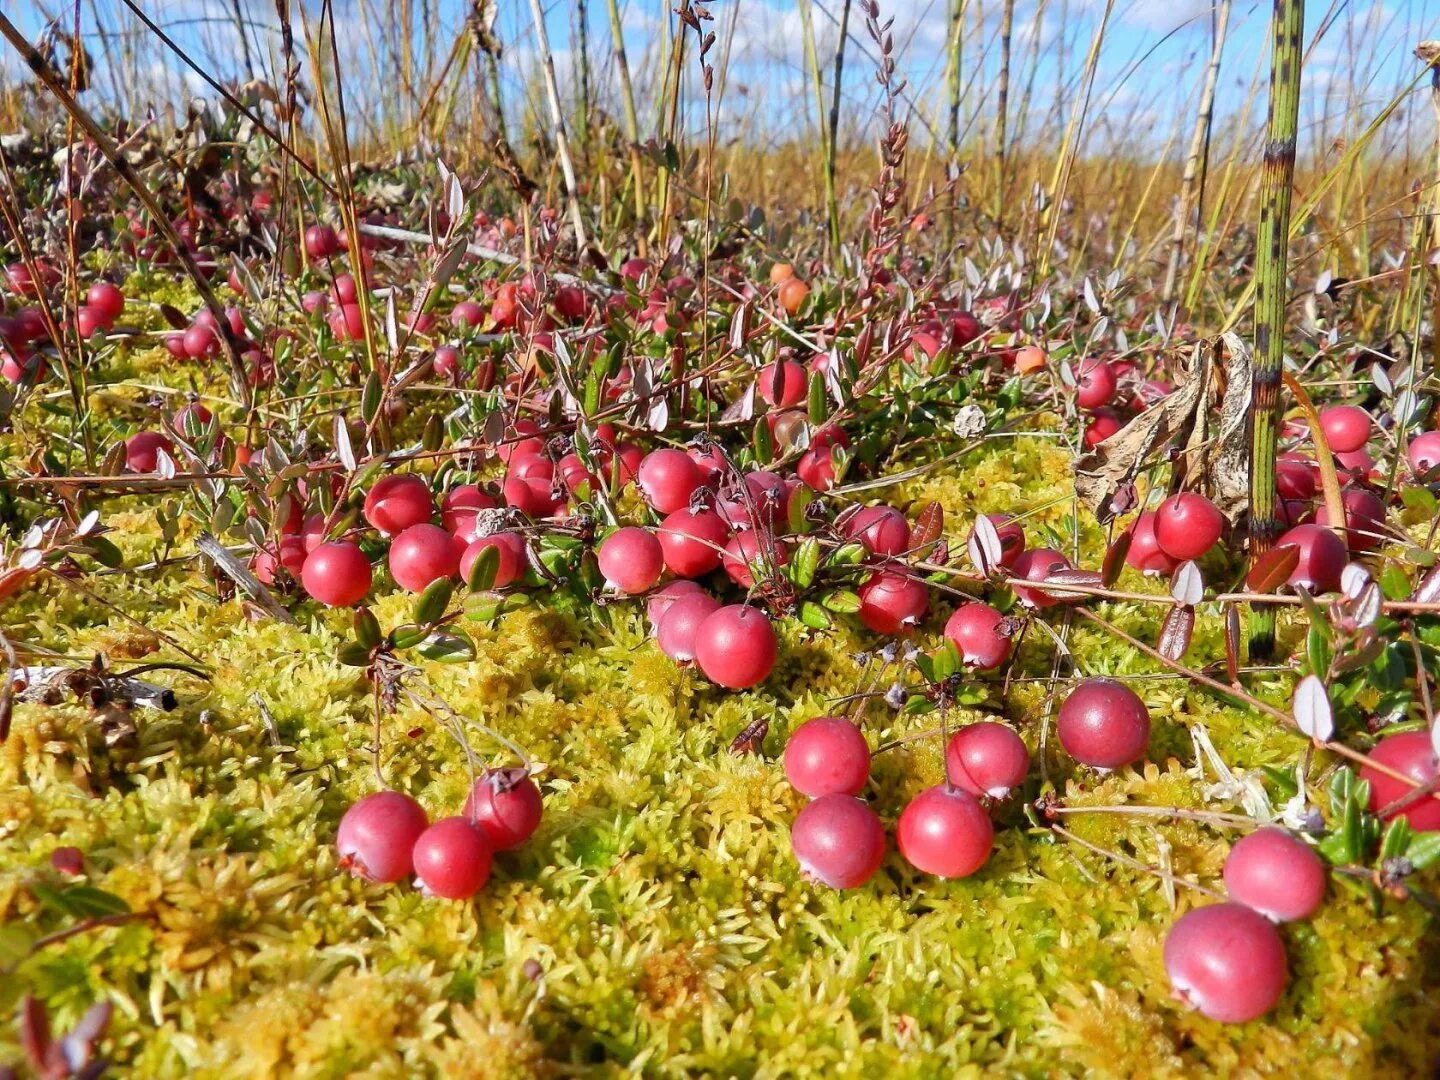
[412,817,493,899]
[1361,731,1440,832]
[86,281,125,324]
[336,790,429,883]
[451,300,485,328]
[857,570,929,635]
[364,474,434,536]
[331,273,359,304]
[1057,677,1150,770]
[1276,454,1317,500]
[1314,487,1386,554]
[388,523,461,592]
[657,508,728,578]
[301,541,372,606]
[694,605,777,689]
[329,302,365,341]
[1075,358,1117,409]
[253,535,307,585]
[896,784,994,878]
[647,580,707,631]
[655,593,722,661]
[943,602,1013,670]
[844,505,910,557]
[598,527,665,594]
[1408,430,1440,477]
[1011,547,1072,609]
[1223,827,1326,922]
[433,345,460,380]
[305,224,341,259]
[721,531,786,589]
[1164,903,1288,1023]
[1083,407,1122,447]
[1124,512,1179,576]
[463,768,543,850]
[1319,405,1371,454]
[758,359,808,408]
[76,305,107,338]
[460,532,526,589]
[796,442,843,491]
[1154,492,1224,561]
[784,717,870,798]
[124,430,173,473]
[945,723,1029,798]
[1275,523,1346,593]
[182,323,219,360]
[637,448,703,514]
[790,794,886,888]
[503,453,561,517]
[440,484,498,541]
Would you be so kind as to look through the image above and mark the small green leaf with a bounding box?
[361,371,383,422]
[353,608,382,649]
[1306,623,1331,679]
[336,642,373,667]
[32,884,130,918]
[752,417,774,465]
[389,623,428,650]
[902,695,936,716]
[820,589,861,613]
[790,537,821,588]
[914,651,936,683]
[78,536,124,569]
[798,601,832,630]
[1405,831,1440,870]
[417,629,477,663]
[414,578,454,626]
[786,483,814,534]
[1379,816,1413,862]
[830,542,867,566]
[807,369,827,425]
[464,541,500,591]
[930,641,961,680]
[464,594,505,623]
[1379,564,1411,601]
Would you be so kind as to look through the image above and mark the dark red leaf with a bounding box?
[19,997,51,1069]
[1247,544,1300,593]
[1102,531,1132,587]
[158,303,188,330]
[1159,605,1195,661]
[729,717,769,756]
[911,501,944,550]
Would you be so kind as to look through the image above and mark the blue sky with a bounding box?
[3,1,1438,160]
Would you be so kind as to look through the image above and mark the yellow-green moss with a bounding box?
[1,391,1437,1077]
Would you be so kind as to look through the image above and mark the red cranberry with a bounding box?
[598,527,665,594]
[694,605,778,688]
[1164,903,1287,1023]
[1276,453,1317,500]
[721,531,787,588]
[1010,547,1072,609]
[945,722,1029,798]
[647,580,707,630]
[1154,492,1224,561]
[1314,487,1385,554]
[301,541,372,606]
[254,535,307,585]
[656,593,723,661]
[388,523,461,592]
[76,305,108,338]
[896,784,994,878]
[758,360,808,407]
[412,817,493,899]
[304,224,341,259]
[1056,677,1150,770]
[364,474,434,536]
[125,431,173,473]
[943,602,1012,670]
[657,508,728,577]
[1124,512,1179,576]
[1223,827,1326,922]
[1083,407,1122,447]
[1408,430,1440,477]
[843,505,910,557]
[784,717,870,798]
[182,323,219,360]
[463,768,543,850]
[336,790,429,883]
[1361,731,1440,831]
[329,302,365,341]
[637,448,703,514]
[1318,404,1371,454]
[1275,523,1346,593]
[433,345,460,380]
[796,442,843,491]
[451,300,486,328]
[460,532,526,589]
[790,794,886,889]
[441,484,498,540]
[50,846,84,876]
[1075,358,1117,409]
[857,570,929,635]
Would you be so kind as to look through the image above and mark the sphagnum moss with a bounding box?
[2,426,1438,1078]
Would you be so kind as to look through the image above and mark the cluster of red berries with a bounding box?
[2,264,126,382]
[782,717,1029,887]
[336,769,542,900]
